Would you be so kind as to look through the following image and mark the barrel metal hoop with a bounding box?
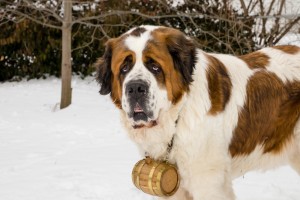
[148,162,159,195]
[155,165,166,196]
[135,160,146,190]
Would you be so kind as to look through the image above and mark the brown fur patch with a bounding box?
[146,27,195,104]
[143,38,186,104]
[142,41,169,88]
[229,71,300,157]
[143,56,166,88]
[107,36,132,109]
[206,54,232,115]
[272,45,300,54]
[239,51,270,69]
[130,27,147,37]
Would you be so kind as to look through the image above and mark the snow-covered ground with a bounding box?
[0,77,299,200]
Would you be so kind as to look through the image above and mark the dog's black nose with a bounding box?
[126,80,148,99]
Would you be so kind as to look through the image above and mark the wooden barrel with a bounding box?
[132,157,180,197]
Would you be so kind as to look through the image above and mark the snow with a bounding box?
[278,33,300,46]
[0,76,299,200]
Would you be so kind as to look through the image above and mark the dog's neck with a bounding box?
[137,106,182,161]
[121,95,187,162]
[144,118,178,162]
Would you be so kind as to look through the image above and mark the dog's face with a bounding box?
[96,26,196,129]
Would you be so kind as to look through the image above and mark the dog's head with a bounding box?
[96,26,196,129]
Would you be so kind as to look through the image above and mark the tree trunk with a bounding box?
[60,0,72,109]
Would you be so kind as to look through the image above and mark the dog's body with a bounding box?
[96,25,300,200]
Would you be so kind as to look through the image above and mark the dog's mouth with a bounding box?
[132,103,157,129]
[133,103,147,121]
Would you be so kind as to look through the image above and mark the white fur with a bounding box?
[261,47,300,83]
[114,27,300,200]
[208,53,254,144]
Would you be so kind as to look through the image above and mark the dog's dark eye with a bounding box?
[121,64,130,74]
[120,55,133,74]
[150,64,161,74]
[145,58,162,75]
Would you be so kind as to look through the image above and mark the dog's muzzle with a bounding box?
[125,80,152,122]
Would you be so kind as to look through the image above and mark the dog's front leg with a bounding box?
[181,159,235,200]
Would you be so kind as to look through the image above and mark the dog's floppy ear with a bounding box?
[95,40,114,95]
[166,31,196,88]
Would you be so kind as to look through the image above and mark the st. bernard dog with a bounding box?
[95,25,300,200]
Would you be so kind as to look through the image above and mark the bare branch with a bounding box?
[71,27,97,52]
[266,0,276,16]
[21,0,63,22]
[5,7,62,29]
[274,16,300,44]
[239,0,249,16]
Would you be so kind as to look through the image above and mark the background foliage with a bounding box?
[0,0,299,81]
